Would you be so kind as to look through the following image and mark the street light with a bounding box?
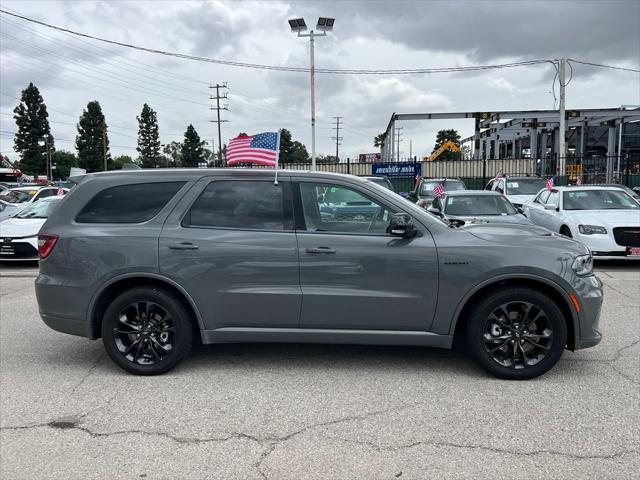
[289,16,335,171]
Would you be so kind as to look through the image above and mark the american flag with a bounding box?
[576,177,582,185]
[434,183,444,198]
[495,171,503,179]
[226,132,280,167]
[546,177,554,190]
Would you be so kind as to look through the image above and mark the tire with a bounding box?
[465,288,567,380]
[101,286,194,375]
[560,225,572,238]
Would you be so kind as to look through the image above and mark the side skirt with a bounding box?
[202,327,453,349]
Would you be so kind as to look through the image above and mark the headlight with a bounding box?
[578,224,607,235]
[572,254,593,276]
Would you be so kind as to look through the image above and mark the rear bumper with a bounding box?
[40,313,95,339]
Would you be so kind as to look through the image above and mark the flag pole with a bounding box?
[274,131,281,186]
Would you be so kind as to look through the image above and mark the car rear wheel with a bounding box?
[101,287,194,375]
[465,288,567,380]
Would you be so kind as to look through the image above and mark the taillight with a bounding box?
[38,234,58,260]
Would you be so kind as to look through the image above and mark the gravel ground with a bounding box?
[0,261,638,479]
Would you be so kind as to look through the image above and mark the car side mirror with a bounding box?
[516,207,524,214]
[387,213,417,238]
[544,203,557,211]
[427,206,442,217]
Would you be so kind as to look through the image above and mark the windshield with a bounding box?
[445,195,517,216]
[505,179,546,195]
[563,190,640,210]
[420,180,465,195]
[14,198,61,219]
[0,190,36,204]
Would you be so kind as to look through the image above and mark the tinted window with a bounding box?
[420,180,465,195]
[76,182,185,223]
[186,180,284,230]
[36,189,55,200]
[300,183,394,234]
[563,189,640,211]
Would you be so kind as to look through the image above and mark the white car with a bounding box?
[0,196,64,261]
[485,176,548,208]
[523,186,640,259]
[0,186,68,222]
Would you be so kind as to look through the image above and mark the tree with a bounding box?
[13,83,54,176]
[279,128,309,164]
[136,103,161,168]
[373,132,386,149]
[432,129,462,161]
[181,124,205,167]
[50,150,77,180]
[76,101,110,172]
[163,141,183,167]
[113,155,137,170]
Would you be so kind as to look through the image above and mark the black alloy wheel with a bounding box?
[102,287,194,375]
[466,288,567,380]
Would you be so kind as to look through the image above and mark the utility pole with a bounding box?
[209,83,228,166]
[395,127,403,162]
[102,119,107,171]
[558,58,566,177]
[331,116,343,162]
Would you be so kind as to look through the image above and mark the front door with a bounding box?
[294,180,438,331]
[159,177,301,330]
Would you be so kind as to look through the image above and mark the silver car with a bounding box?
[36,169,603,379]
[427,191,532,226]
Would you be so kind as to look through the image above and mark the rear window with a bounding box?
[184,180,284,230]
[76,182,185,223]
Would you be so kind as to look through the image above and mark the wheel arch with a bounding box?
[87,273,205,341]
[450,275,577,351]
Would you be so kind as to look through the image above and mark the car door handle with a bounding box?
[305,247,336,254]
[168,242,199,250]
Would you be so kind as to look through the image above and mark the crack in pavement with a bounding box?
[69,352,105,396]
[600,278,636,300]
[322,435,639,461]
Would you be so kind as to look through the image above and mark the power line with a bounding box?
[567,59,640,73]
[0,9,555,75]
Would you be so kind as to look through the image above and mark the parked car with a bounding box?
[485,176,547,208]
[0,186,68,222]
[36,169,602,379]
[363,175,394,191]
[0,196,64,261]
[588,184,640,202]
[428,191,532,226]
[523,186,640,259]
[407,177,466,206]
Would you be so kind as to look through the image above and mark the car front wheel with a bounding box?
[466,288,567,380]
[101,287,194,375]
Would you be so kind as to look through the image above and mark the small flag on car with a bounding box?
[495,171,503,179]
[434,183,444,198]
[546,177,554,190]
[56,182,64,196]
[576,177,582,185]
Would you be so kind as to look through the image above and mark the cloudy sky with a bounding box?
[1,0,638,162]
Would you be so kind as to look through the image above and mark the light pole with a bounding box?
[289,17,335,171]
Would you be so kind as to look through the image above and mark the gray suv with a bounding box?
[36,169,603,379]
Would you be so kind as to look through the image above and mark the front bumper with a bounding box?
[575,232,640,259]
[572,274,603,350]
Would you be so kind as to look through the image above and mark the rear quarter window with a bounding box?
[75,182,186,223]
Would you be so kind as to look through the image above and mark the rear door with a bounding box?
[294,179,438,331]
[159,176,301,331]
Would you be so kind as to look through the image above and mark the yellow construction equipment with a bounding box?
[424,140,460,162]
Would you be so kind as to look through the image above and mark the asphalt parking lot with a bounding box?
[0,262,638,479]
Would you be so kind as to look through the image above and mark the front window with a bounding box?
[444,195,517,216]
[420,180,465,196]
[14,199,61,219]
[505,178,547,195]
[301,183,394,234]
[563,190,640,210]
[0,190,36,204]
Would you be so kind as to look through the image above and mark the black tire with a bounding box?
[560,225,572,238]
[101,286,194,375]
[465,288,567,380]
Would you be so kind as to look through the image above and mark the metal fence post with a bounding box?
[347,157,350,175]
[482,158,487,186]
